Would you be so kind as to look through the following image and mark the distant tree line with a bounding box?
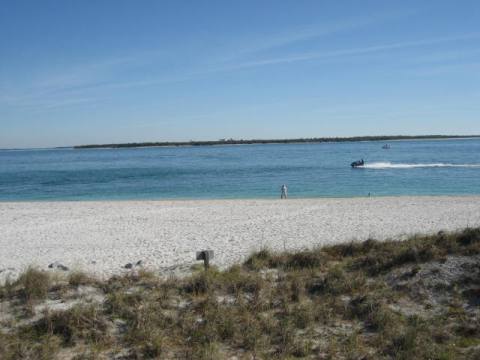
[73,135,480,149]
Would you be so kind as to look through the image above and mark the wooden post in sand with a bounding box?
[196,250,214,271]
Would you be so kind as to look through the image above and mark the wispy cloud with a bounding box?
[220,32,480,70]
[409,48,480,64]
[0,51,167,110]
[32,55,142,90]
[219,10,414,62]
[0,11,405,111]
[406,61,480,76]
[41,97,105,110]
[219,18,377,61]
[2,14,479,112]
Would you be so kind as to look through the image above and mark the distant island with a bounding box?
[74,135,480,149]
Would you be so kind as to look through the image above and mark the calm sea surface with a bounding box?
[1,139,480,201]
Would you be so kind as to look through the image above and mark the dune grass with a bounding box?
[1,228,480,359]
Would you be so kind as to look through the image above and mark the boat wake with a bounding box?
[363,162,480,169]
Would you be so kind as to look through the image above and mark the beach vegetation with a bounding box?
[15,267,51,302]
[1,228,479,358]
[68,271,97,287]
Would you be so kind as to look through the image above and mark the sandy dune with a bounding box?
[1,196,480,281]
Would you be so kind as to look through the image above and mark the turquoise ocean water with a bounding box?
[1,138,480,201]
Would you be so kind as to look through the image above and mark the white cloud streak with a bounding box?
[222,32,480,70]
[0,13,399,110]
[1,19,479,111]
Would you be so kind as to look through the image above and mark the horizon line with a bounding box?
[74,134,480,150]
[2,134,480,151]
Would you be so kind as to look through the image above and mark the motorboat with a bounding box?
[351,159,365,168]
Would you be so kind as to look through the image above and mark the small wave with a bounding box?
[362,162,480,169]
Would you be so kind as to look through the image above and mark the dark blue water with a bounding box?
[1,139,480,200]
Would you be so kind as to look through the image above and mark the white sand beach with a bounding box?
[1,196,480,282]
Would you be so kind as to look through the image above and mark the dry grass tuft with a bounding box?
[33,304,112,346]
[15,267,51,302]
[68,271,97,287]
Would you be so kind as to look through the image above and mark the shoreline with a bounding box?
[1,196,480,282]
[2,193,480,203]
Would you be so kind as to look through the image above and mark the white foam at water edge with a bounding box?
[362,162,480,169]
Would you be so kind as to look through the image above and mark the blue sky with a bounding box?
[1,0,479,148]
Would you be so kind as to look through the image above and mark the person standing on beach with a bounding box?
[280,184,288,199]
